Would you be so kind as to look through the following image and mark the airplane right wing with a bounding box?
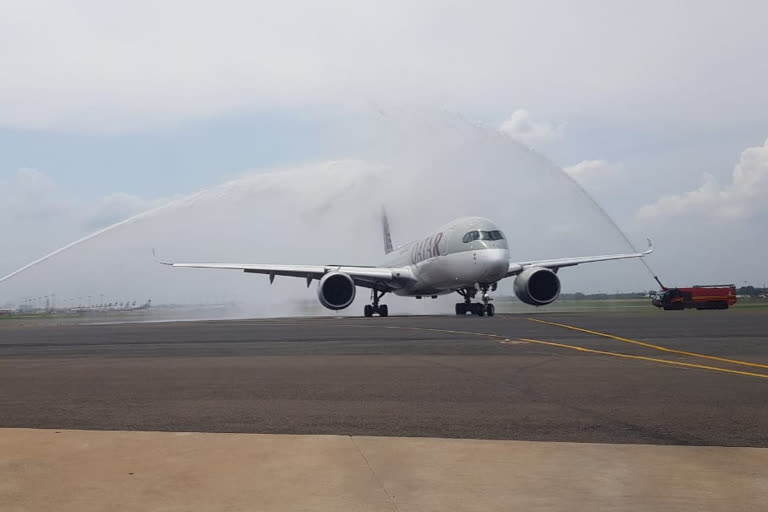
[153,250,414,290]
[506,239,654,277]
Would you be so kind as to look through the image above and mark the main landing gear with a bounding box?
[455,283,496,317]
[364,286,389,317]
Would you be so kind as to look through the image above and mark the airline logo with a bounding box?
[411,232,443,264]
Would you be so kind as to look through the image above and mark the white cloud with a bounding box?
[637,138,768,221]
[0,169,166,230]
[0,168,73,219]
[1,1,767,131]
[499,109,565,146]
[0,169,168,273]
[563,160,622,182]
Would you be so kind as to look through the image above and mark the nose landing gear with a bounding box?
[364,285,389,317]
[455,284,496,317]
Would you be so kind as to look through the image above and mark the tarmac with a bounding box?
[1,310,767,510]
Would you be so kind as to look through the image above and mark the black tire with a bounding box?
[476,304,485,317]
[486,304,495,317]
[455,304,463,315]
[364,305,373,317]
[379,305,389,317]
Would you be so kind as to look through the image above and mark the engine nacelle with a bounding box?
[317,272,357,310]
[513,267,561,306]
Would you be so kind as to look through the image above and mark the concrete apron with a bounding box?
[1,428,766,512]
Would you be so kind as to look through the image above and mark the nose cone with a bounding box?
[477,247,509,283]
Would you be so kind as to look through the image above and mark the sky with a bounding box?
[2,0,768,309]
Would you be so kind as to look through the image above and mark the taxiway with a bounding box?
[1,311,766,446]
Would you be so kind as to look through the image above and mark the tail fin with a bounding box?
[381,206,394,254]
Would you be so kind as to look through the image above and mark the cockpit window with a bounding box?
[462,231,480,243]
[462,230,505,243]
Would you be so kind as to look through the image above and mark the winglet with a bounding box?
[152,248,173,266]
[642,238,654,255]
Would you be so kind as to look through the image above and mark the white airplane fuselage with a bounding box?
[380,216,509,296]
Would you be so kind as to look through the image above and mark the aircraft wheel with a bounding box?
[455,303,467,315]
[486,304,495,317]
[379,305,389,317]
[364,305,373,317]
[475,303,485,316]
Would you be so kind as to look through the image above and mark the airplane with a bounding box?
[120,299,152,311]
[154,212,653,317]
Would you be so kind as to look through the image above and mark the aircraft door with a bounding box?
[437,230,449,256]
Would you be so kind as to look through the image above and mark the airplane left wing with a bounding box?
[153,250,413,290]
[506,239,654,276]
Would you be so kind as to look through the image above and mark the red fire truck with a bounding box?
[652,281,737,310]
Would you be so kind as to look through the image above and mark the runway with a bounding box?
[1,311,767,446]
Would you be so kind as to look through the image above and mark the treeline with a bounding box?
[558,292,648,300]
[518,287,766,300]
[498,292,650,301]
[737,286,767,297]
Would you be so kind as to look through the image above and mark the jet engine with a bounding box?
[317,272,357,310]
[513,267,561,306]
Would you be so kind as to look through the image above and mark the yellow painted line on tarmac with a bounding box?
[528,317,768,371]
[381,325,515,342]
[382,325,531,346]
[378,325,768,380]
[513,337,768,380]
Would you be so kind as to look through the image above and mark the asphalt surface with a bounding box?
[1,311,767,446]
